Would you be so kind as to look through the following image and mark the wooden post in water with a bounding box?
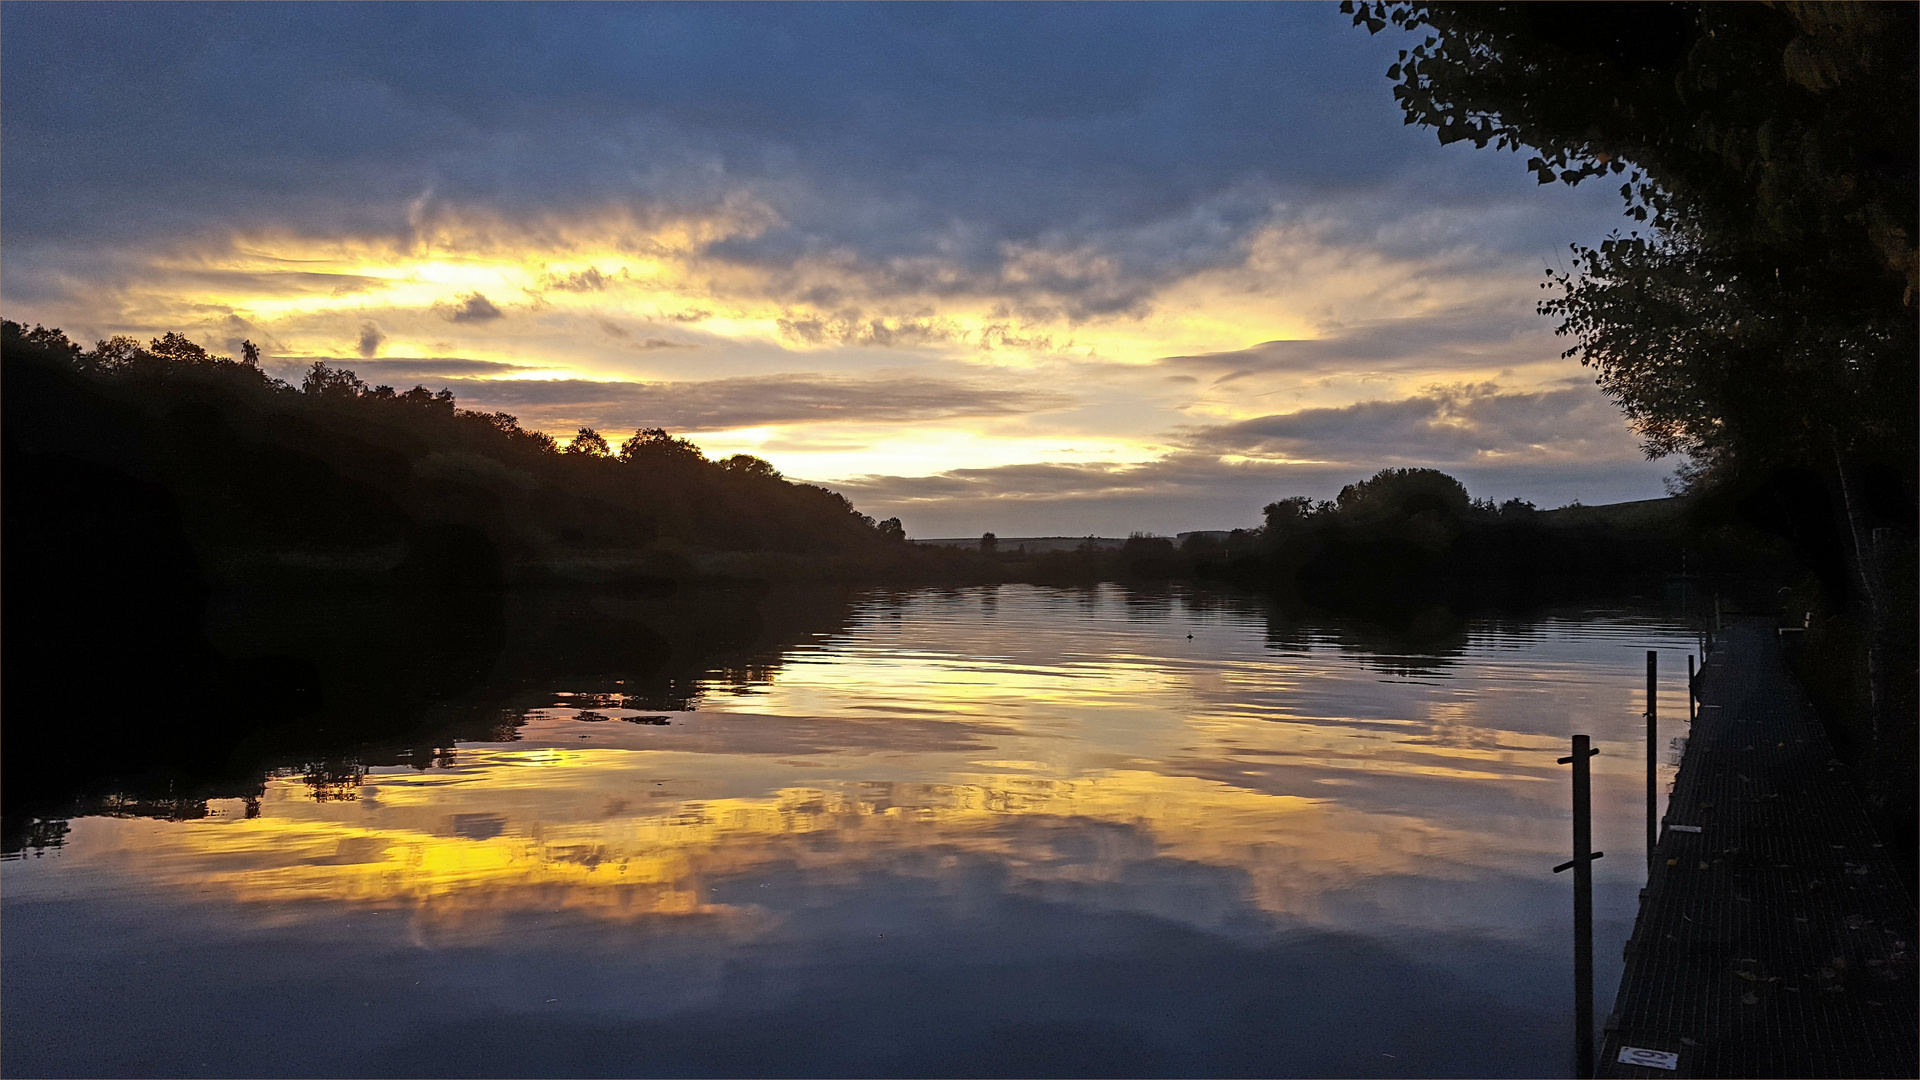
[1556,736,1603,1079]
[1647,650,1658,874]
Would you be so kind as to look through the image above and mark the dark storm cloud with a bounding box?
[1162,305,1543,380]
[0,2,1625,307]
[381,371,1068,432]
[1181,383,1635,464]
[269,357,533,384]
[543,268,614,293]
[253,360,1057,428]
[595,320,692,350]
[357,322,386,358]
[776,313,963,348]
[839,455,1341,504]
[439,293,504,323]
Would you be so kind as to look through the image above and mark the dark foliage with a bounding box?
[1345,1,1915,472]
[1345,0,1917,820]
[1209,468,1688,613]
[2,321,911,569]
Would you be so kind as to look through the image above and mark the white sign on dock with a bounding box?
[1618,1046,1680,1070]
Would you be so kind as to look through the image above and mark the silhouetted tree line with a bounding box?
[0,319,955,839]
[948,471,1691,596]
[3,321,914,570]
[1184,468,1687,608]
[1344,1,1917,829]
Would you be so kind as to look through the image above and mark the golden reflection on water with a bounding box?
[22,587,1698,944]
[49,756,1427,930]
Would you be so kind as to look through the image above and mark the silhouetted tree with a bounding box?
[6,323,83,364]
[398,385,456,413]
[1499,497,1538,518]
[720,453,780,478]
[90,335,144,370]
[149,332,220,365]
[1262,496,1316,535]
[1121,533,1178,579]
[1335,467,1472,520]
[565,427,611,457]
[303,361,366,399]
[877,517,907,542]
[980,531,998,554]
[1345,1,1916,498]
[241,340,261,366]
[618,427,705,464]
[1346,1,1916,477]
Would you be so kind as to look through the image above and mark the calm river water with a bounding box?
[4,584,1698,1078]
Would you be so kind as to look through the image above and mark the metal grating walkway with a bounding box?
[1599,620,1917,1077]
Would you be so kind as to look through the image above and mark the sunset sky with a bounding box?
[1,2,1676,536]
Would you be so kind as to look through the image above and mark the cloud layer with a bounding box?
[279,364,1072,433]
[836,381,1666,537]
[0,3,1665,535]
[1184,382,1634,465]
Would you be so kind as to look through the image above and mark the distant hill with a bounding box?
[914,536,1128,553]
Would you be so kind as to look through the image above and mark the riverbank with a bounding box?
[1600,619,1916,1078]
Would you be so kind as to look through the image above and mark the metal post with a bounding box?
[1647,650,1658,874]
[1556,736,1603,1078]
[1688,654,1697,723]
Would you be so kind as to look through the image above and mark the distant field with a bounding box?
[1536,496,1689,529]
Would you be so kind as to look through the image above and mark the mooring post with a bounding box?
[1646,650,1657,874]
[1556,735,1603,1078]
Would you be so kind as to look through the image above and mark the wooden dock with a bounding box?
[1599,619,1917,1077]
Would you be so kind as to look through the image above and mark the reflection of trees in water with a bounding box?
[286,761,368,802]
[1118,584,1177,620]
[0,818,71,859]
[1172,586,1268,622]
[99,794,215,821]
[703,663,786,699]
[1257,596,1469,680]
[381,744,466,771]
[1,585,862,853]
[6,579,1673,854]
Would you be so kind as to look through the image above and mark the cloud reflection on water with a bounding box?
[19,586,1695,957]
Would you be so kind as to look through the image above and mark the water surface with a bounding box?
[3,585,1697,1078]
